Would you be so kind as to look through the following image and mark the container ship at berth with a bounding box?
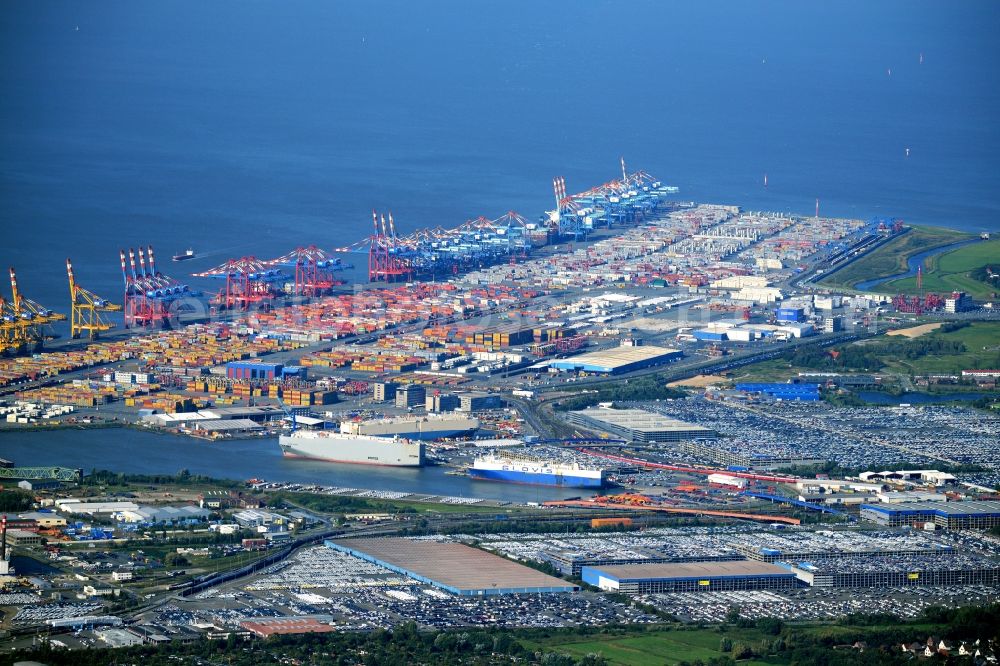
[469,452,607,488]
[279,430,424,467]
[340,415,479,441]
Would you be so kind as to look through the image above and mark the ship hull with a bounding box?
[281,451,420,467]
[469,468,604,488]
[344,416,478,441]
[279,433,424,467]
[361,428,471,441]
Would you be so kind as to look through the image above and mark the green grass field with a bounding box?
[881,239,1000,299]
[879,321,1000,376]
[522,628,782,666]
[818,225,972,291]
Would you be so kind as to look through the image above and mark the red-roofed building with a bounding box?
[239,617,335,638]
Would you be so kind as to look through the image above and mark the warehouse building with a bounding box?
[225,361,284,381]
[860,501,1000,529]
[115,505,210,525]
[581,561,797,594]
[326,537,577,595]
[858,469,957,487]
[548,345,682,375]
[6,528,44,547]
[456,391,503,412]
[789,554,1000,588]
[729,530,954,563]
[543,548,742,578]
[240,616,336,638]
[191,418,263,436]
[735,383,820,401]
[568,407,715,443]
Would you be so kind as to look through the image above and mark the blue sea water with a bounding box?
[1,1,999,314]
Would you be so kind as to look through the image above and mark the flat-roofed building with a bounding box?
[326,537,577,596]
[395,384,426,409]
[6,528,44,546]
[789,553,1000,588]
[861,501,1000,529]
[581,560,797,594]
[549,345,682,375]
[568,407,715,443]
[240,616,336,638]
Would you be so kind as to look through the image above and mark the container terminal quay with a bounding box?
[1,162,999,654]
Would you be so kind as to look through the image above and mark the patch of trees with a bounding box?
[782,336,968,373]
[554,375,686,411]
[0,488,34,512]
[83,469,242,488]
[970,266,1000,289]
[267,491,418,515]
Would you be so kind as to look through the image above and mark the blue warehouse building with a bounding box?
[776,307,805,322]
[736,382,821,401]
[582,561,798,593]
[548,345,682,375]
[861,501,1000,530]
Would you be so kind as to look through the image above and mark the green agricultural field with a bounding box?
[881,239,1000,299]
[818,225,971,291]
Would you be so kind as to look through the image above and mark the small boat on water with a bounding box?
[172,249,196,262]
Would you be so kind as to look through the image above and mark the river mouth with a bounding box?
[854,239,979,291]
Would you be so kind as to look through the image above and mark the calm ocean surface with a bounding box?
[1,1,998,312]
[1,2,998,488]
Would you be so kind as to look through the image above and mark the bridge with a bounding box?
[742,491,855,521]
[0,466,83,483]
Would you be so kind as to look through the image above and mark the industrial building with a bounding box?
[18,511,67,529]
[789,554,1000,588]
[114,505,210,525]
[325,537,577,595]
[456,391,503,412]
[240,616,336,638]
[858,470,957,487]
[191,418,264,436]
[728,530,954,563]
[56,500,140,515]
[225,361,286,381]
[548,344,682,375]
[568,407,715,443]
[735,383,821,401]
[581,561,797,593]
[945,292,973,313]
[678,439,825,471]
[860,501,1000,529]
[6,528,44,546]
[541,546,741,578]
[426,392,460,412]
[373,381,398,403]
[395,384,426,409]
